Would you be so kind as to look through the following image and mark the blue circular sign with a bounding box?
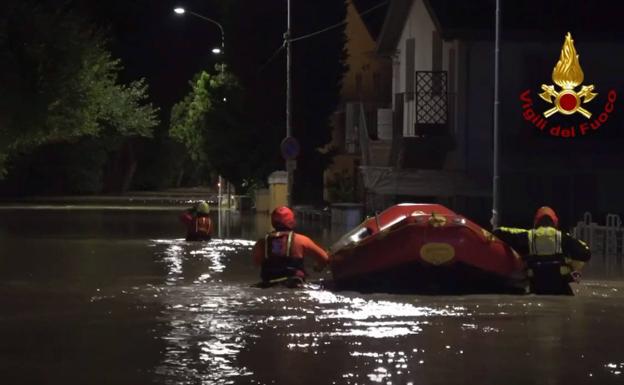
[280,136,300,160]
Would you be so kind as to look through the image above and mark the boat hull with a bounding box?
[329,204,527,294]
[331,261,527,294]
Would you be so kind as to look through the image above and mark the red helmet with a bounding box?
[534,206,559,228]
[271,206,296,230]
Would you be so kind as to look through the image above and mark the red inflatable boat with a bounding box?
[329,203,527,294]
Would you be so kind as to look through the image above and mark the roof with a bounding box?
[375,0,412,55]
[351,0,390,41]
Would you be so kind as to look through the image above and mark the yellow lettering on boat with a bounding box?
[420,243,455,265]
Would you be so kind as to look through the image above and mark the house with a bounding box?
[363,0,624,227]
[364,0,491,223]
[323,0,392,204]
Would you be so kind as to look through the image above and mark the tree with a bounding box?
[0,1,159,179]
[169,65,274,190]
[170,70,223,164]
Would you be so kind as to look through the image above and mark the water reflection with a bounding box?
[246,290,473,384]
[150,238,255,384]
[2,207,624,385]
[156,285,255,384]
[604,362,624,376]
[303,290,464,338]
[234,285,624,384]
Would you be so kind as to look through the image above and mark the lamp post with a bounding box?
[174,7,224,54]
[174,7,226,75]
[492,0,501,229]
[174,6,227,236]
[218,175,222,238]
[285,0,293,207]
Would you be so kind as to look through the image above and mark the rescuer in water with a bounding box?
[180,200,213,241]
[493,206,591,295]
[251,206,330,288]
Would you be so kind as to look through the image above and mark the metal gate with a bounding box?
[572,212,624,277]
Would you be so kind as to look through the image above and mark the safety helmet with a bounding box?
[271,206,296,230]
[534,206,559,228]
[196,200,210,214]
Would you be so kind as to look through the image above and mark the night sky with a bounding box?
[77,0,227,116]
[73,0,388,122]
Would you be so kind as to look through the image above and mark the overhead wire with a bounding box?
[288,0,389,43]
[258,44,285,73]
[257,0,389,73]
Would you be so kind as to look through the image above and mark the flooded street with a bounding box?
[1,207,624,384]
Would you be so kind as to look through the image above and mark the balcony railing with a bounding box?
[414,71,448,133]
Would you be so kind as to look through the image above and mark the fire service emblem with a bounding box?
[520,32,617,138]
[539,32,596,118]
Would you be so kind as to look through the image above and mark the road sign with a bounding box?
[286,159,297,171]
[280,136,300,160]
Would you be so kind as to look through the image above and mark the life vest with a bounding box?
[526,226,572,294]
[261,231,305,282]
[195,216,212,236]
[528,226,562,256]
[186,216,212,241]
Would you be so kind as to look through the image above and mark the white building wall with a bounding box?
[396,0,434,137]
[383,5,624,218]
[393,0,462,168]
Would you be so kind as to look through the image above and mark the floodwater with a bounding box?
[1,206,624,385]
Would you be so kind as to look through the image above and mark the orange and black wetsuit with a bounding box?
[252,231,329,286]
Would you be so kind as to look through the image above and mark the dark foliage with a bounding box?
[0,0,159,194]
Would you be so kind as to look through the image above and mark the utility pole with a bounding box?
[285,0,293,207]
[217,175,222,238]
[492,0,501,229]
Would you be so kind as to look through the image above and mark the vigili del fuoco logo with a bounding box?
[519,32,617,138]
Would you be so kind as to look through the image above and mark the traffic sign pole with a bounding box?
[281,136,299,207]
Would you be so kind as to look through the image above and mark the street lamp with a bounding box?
[173,6,225,54]
[174,6,228,235]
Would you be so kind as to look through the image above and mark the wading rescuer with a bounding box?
[494,206,591,295]
[180,200,213,241]
[252,206,330,288]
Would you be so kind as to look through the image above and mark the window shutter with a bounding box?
[405,38,415,101]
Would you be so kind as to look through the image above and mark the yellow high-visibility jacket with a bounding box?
[493,226,590,273]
